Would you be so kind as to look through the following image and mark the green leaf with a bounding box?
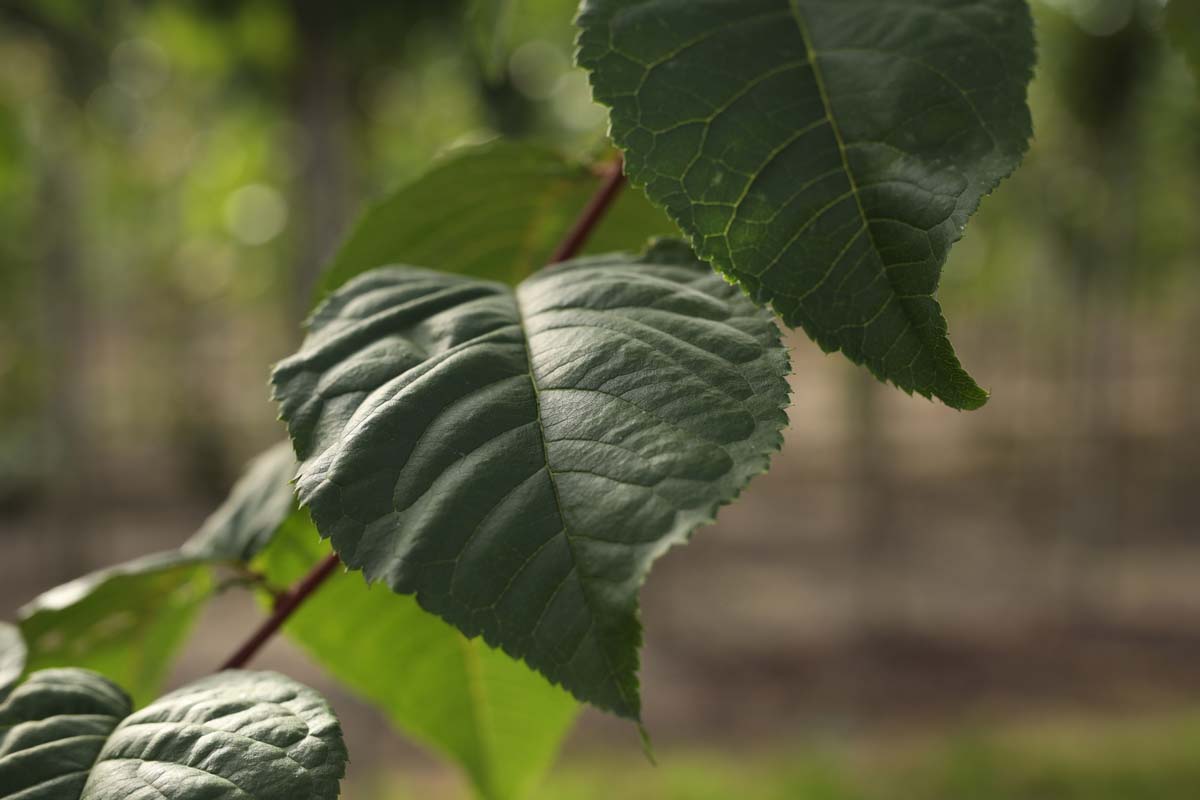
[0,669,128,799]
[0,667,346,799]
[272,241,790,718]
[318,140,678,297]
[0,624,24,700]
[577,0,1035,409]
[18,554,212,706]
[257,512,578,800]
[183,441,297,563]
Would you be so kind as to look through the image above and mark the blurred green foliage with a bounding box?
[1,0,1196,488]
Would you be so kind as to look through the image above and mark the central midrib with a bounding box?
[787,0,936,360]
[510,284,635,715]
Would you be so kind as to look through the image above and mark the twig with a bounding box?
[219,552,341,671]
[548,155,625,264]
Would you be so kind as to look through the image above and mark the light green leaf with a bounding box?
[577,0,1035,409]
[318,140,678,297]
[272,241,790,718]
[183,441,297,563]
[0,624,24,700]
[0,667,346,799]
[18,554,212,706]
[257,512,578,800]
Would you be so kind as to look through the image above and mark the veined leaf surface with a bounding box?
[273,241,790,717]
[578,0,1035,408]
[258,512,578,800]
[0,624,24,700]
[0,668,346,799]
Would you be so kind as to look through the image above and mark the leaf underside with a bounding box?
[318,140,678,298]
[18,553,212,707]
[272,242,790,717]
[578,0,1035,408]
[183,440,298,563]
[0,668,346,800]
[258,512,578,800]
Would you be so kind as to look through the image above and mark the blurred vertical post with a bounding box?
[36,140,90,582]
[289,4,352,322]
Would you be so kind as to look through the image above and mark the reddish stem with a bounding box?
[548,155,626,264]
[219,552,341,671]
[217,155,626,673]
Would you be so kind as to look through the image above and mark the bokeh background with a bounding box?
[2,0,1199,797]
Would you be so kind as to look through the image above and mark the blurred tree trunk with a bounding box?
[36,146,90,581]
[289,18,353,322]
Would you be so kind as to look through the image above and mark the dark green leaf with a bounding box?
[272,241,790,718]
[0,669,128,799]
[318,140,678,297]
[577,0,1036,409]
[0,624,24,700]
[183,441,297,563]
[257,512,578,800]
[0,668,347,799]
[19,554,212,706]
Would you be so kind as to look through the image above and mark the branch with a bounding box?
[219,552,341,671]
[548,154,625,264]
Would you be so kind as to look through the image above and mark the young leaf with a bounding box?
[0,624,24,700]
[183,441,298,563]
[0,668,347,799]
[318,140,678,297]
[18,553,212,706]
[258,512,578,800]
[272,241,790,718]
[577,0,1036,409]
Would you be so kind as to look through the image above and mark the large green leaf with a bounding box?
[0,667,346,799]
[18,554,212,706]
[272,241,790,718]
[257,512,578,800]
[0,624,23,700]
[183,441,297,563]
[318,140,678,297]
[577,0,1035,409]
